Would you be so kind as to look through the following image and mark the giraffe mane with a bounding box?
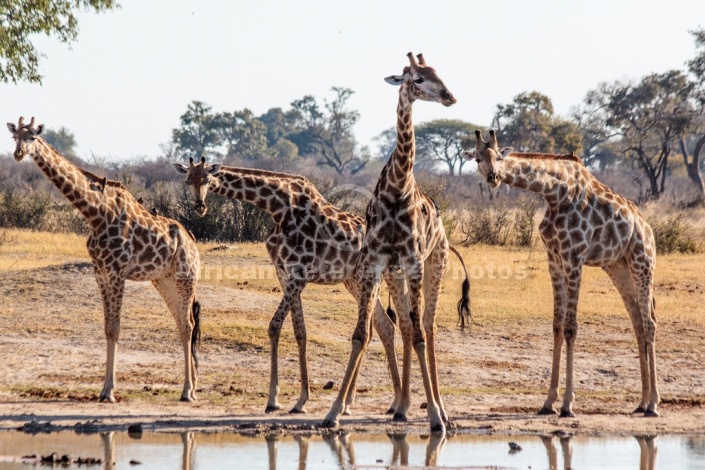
[507,152,584,165]
[79,169,127,189]
[218,166,308,182]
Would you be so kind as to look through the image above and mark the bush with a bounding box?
[514,196,540,248]
[42,204,89,235]
[649,213,700,254]
[0,189,51,230]
[460,205,513,246]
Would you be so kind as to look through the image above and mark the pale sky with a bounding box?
[1,0,704,160]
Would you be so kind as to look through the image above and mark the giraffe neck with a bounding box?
[209,167,314,224]
[498,155,586,208]
[29,139,107,226]
[380,83,417,195]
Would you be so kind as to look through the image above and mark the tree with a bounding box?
[257,108,300,160]
[42,127,77,158]
[682,27,705,200]
[289,88,367,175]
[493,91,582,154]
[216,109,269,161]
[0,0,118,84]
[172,101,221,161]
[415,119,478,175]
[600,71,695,199]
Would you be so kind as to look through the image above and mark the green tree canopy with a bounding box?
[0,0,118,83]
[415,119,479,175]
[579,71,697,199]
[216,109,269,161]
[172,101,221,161]
[42,127,77,159]
[493,91,582,155]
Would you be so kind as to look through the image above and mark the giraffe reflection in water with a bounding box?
[100,431,196,470]
[540,434,657,470]
[94,430,659,469]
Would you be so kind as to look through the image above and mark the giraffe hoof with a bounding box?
[342,409,352,416]
[430,422,446,434]
[386,407,396,415]
[289,407,307,414]
[321,419,338,429]
[179,395,193,403]
[392,412,408,422]
[537,407,557,416]
[643,409,659,418]
[265,405,282,413]
[633,406,646,414]
[98,394,116,403]
[559,409,575,418]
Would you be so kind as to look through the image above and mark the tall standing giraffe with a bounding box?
[323,52,469,433]
[463,130,659,417]
[7,117,202,403]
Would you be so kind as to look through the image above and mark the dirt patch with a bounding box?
[1,259,704,437]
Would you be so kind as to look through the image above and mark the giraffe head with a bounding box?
[6,117,44,162]
[462,130,514,189]
[384,52,457,107]
[173,157,221,216]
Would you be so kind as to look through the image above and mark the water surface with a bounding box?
[0,431,704,469]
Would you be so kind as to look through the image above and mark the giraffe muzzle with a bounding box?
[440,90,457,106]
[194,201,207,216]
[487,172,500,185]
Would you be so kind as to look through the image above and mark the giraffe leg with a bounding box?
[152,276,197,402]
[423,241,449,423]
[342,279,401,416]
[322,261,382,428]
[406,268,445,433]
[371,296,401,414]
[290,291,310,413]
[560,262,583,418]
[96,273,125,403]
[628,254,659,417]
[342,317,373,416]
[266,279,303,413]
[539,246,567,415]
[384,273,413,422]
[603,262,650,413]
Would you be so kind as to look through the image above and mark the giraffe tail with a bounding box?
[449,244,471,331]
[191,300,202,370]
[385,292,397,325]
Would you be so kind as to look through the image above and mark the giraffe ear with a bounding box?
[6,123,16,134]
[34,124,44,136]
[207,164,221,175]
[499,147,514,160]
[172,162,189,174]
[384,75,404,86]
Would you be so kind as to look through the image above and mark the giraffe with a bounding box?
[175,158,419,414]
[463,130,659,417]
[323,52,469,433]
[7,117,202,403]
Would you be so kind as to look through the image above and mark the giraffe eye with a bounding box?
[413,77,424,84]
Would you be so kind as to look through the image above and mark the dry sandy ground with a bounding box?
[0,254,704,437]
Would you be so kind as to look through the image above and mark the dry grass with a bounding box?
[1,229,703,424]
[2,228,703,335]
